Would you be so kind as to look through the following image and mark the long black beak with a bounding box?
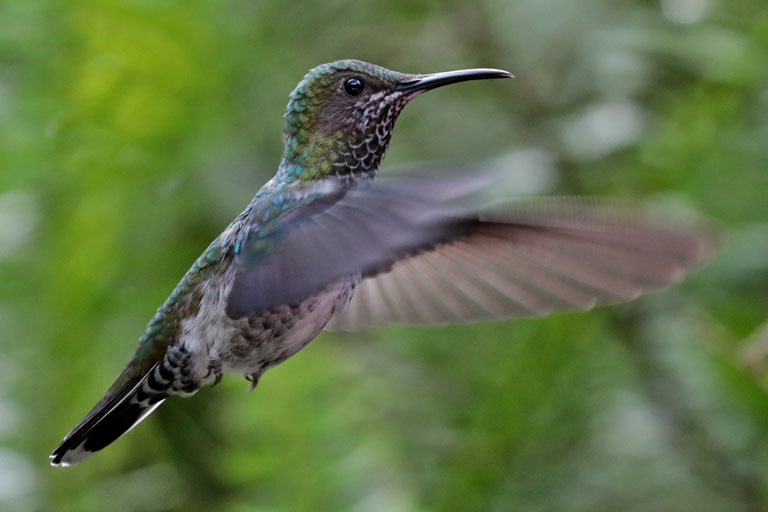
[395,68,513,92]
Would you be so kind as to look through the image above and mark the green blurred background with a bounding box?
[1,0,767,510]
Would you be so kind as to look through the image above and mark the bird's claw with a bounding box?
[204,358,223,387]
[245,372,261,392]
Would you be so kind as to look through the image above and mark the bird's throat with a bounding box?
[275,127,389,183]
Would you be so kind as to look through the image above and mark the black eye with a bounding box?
[343,77,365,96]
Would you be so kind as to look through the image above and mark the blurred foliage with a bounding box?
[1,0,767,511]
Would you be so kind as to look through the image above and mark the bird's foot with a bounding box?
[245,371,262,392]
[203,357,223,387]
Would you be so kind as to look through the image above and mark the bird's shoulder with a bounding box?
[234,178,351,257]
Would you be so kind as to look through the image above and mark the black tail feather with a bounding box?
[50,364,167,466]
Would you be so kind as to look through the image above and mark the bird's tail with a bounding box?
[50,362,170,467]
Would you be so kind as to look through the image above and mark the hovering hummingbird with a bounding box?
[50,60,713,466]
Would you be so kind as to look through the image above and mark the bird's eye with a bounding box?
[343,77,365,96]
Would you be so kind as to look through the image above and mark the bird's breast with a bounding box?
[179,266,356,378]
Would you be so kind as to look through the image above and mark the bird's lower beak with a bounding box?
[395,68,513,93]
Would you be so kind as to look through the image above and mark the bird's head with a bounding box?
[279,59,512,181]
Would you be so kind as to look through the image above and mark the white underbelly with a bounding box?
[179,267,354,378]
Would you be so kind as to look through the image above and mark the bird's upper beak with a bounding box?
[395,68,513,93]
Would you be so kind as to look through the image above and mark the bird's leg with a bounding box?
[203,356,223,387]
[245,370,263,392]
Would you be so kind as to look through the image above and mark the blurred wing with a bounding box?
[226,175,491,318]
[325,197,716,331]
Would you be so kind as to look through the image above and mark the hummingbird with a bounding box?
[50,60,713,466]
